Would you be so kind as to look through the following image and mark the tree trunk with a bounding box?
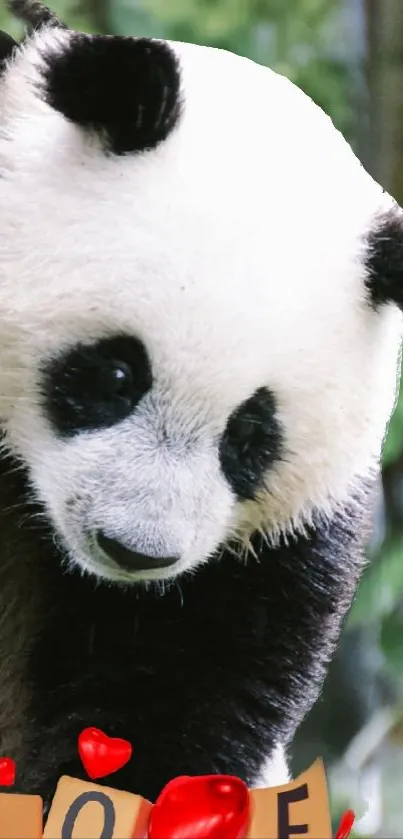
[365,0,403,201]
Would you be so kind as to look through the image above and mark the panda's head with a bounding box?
[0,0,402,585]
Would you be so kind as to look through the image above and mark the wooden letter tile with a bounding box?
[247,759,332,839]
[0,792,43,839]
[42,776,152,839]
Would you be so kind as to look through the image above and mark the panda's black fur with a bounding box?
[40,34,182,156]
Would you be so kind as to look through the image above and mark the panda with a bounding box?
[0,0,402,811]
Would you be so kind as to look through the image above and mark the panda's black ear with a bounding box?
[0,31,18,69]
[7,0,66,32]
[39,34,182,156]
[365,209,403,310]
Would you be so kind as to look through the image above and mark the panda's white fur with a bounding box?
[0,2,402,804]
[0,24,401,586]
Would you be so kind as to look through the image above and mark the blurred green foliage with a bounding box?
[383,377,403,468]
[349,369,403,699]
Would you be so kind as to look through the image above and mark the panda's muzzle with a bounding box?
[96,531,179,573]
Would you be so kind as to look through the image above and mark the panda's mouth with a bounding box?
[95,530,179,574]
[76,529,188,585]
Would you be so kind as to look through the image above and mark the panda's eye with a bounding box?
[41,335,153,436]
[219,387,284,501]
[100,361,134,397]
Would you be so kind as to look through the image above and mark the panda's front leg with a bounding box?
[16,677,268,817]
[16,715,203,814]
[16,723,93,815]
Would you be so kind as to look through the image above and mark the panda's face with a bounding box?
[0,24,402,583]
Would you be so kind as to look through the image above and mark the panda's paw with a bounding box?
[21,758,88,818]
[43,761,88,820]
[50,758,88,784]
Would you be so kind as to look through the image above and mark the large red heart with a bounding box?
[78,727,132,780]
[148,774,250,839]
[0,757,15,786]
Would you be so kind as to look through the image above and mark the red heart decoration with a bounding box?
[148,774,250,839]
[78,727,132,780]
[335,810,355,839]
[0,757,16,786]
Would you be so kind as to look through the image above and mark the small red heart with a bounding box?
[335,810,355,839]
[148,774,250,839]
[0,757,16,786]
[78,727,132,780]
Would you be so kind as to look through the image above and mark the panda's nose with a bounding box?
[96,531,179,572]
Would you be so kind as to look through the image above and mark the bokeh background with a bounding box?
[2,0,403,835]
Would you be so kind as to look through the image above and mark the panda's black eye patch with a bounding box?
[40,335,152,436]
[219,388,283,501]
